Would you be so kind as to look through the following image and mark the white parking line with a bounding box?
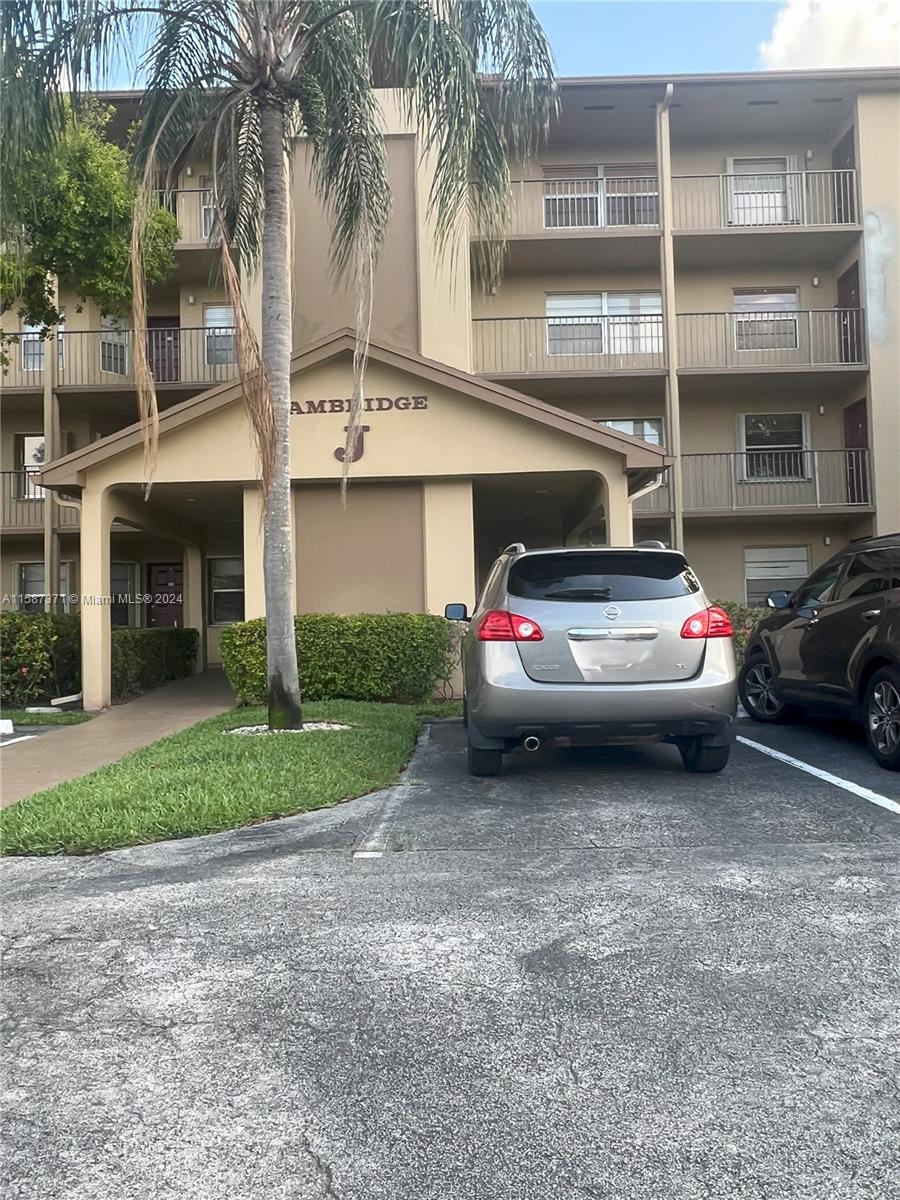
[737,735,900,816]
[0,734,37,748]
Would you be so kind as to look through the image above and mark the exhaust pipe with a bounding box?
[523,735,541,752]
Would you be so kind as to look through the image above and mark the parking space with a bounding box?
[2,717,899,1200]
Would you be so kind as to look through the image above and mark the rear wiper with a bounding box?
[544,587,612,599]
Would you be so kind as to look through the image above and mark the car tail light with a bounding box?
[680,606,734,639]
[477,610,544,641]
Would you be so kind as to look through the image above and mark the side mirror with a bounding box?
[766,590,793,610]
[444,602,469,622]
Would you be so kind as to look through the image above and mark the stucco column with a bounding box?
[606,471,634,547]
[422,479,476,613]
[79,485,113,710]
[242,484,266,618]
[656,90,684,551]
[182,544,204,672]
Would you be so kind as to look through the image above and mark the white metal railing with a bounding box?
[672,170,858,231]
[1,327,238,389]
[505,176,660,235]
[473,315,666,373]
[677,309,866,369]
[681,450,871,510]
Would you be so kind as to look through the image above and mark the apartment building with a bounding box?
[2,68,899,708]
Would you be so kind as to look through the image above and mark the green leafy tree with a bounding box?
[2,0,557,730]
[0,101,178,329]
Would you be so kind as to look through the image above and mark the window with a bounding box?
[20,320,44,371]
[17,561,72,614]
[744,547,809,606]
[733,288,799,352]
[100,316,128,375]
[792,559,844,609]
[728,157,793,226]
[740,412,808,481]
[209,557,244,624]
[546,293,662,358]
[508,551,700,603]
[15,434,46,498]
[598,417,664,447]
[199,174,215,239]
[110,562,137,627]
[546,294,604,355]
[604,164,659,227]
[204,305,236,366]
[542,166,601,229]
[833,550,900,601]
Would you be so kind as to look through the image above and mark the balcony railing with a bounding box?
[2,327,238,390]
[505,176,660,236]
[682,450,871,510]
[154,189,216,243]
[633,481,671,513]
[677,309,866,370]
[672,170,859,231]
[1,471,80,530]
[474,315,666,374]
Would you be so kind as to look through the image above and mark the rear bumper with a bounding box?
[466,641,737,747]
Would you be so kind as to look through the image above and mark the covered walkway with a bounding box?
[0,670,233,807]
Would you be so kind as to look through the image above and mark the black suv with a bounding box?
[738,534,900,770]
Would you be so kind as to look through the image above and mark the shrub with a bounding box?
[220,613,456,706]
[0,612,80,707]
[714,599,766,662]
[110,628,199,702]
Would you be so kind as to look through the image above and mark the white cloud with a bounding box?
[759,0,900,69]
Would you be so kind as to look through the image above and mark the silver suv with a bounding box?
[446,544,737,777]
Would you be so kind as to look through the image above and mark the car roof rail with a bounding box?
[634,539,667,550]
[502,542,526,555]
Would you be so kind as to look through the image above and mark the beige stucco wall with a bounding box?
[674,267,839,312]
[670,137,836,177]
[472,269,663,319]
[857,91,900,534]
[294,482,425,614]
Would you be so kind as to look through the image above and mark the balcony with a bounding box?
[1,472,80,531]
[682,450,872,513]
[473,315,666,377]
[154,189,215,245]
[677,309,866,373]
[671,170,860,266]
[490,176,660,269]
[2,327,238,392]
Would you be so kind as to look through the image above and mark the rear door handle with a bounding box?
[861,609,883,622]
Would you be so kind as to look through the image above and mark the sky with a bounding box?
[531,0,900,75]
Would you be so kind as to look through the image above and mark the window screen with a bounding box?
[507,551,700,602]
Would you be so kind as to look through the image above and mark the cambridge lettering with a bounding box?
[290,395,428,415]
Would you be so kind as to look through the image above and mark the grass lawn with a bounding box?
[0,700,460,857]
[1,710,93,728]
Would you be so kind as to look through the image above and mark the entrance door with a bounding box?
[843,397,870,504]
[146,317,181,383]
[831,128,856,222]
[147,563,183,627]
[836,263,861,363]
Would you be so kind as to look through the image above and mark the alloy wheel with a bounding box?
[743,661,782,717]
[869,680,900,756]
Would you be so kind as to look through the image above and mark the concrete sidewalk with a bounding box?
[1,670,234,807]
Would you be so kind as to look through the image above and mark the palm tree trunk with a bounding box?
[259,101,302,729]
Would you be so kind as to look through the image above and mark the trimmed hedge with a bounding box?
[714,599,766,662]
[1,612,80,707]
[111,628,199,702]
[1,613,198,707]
[220,613,456,705]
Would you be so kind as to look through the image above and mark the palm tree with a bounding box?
[2,0,557,728]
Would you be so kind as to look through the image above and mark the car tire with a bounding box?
[467,741,503,777]
[739,654,794,723]
[679,738,731,774]
[864,666,900,771]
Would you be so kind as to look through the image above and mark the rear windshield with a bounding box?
[507,551,700,602]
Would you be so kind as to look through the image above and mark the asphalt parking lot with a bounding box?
[2,717,899,1200]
